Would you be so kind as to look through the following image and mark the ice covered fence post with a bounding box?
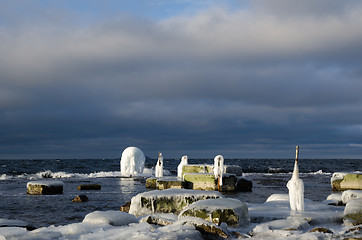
[287,146,305,212]
[155,152,164,178]
[177,155,188,179]
[214,155,224,189]
[120,147,145,176]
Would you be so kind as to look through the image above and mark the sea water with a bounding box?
[0,158,360,228]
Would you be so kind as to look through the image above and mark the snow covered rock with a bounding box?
[175,217,230,239]
[224,165,243,176]
[83,210,138,226]
[129,189,224,217]
[342,190,362,204]
[177,155,188,179]
[344,198,362,225]
[179,198,249,227]
[322,193,343,206]
[139,214,178,226]
[120,146,145,176]
[26,180,64,195]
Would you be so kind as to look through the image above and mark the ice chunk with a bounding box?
[120,146,145,176]
[83,210,138,226]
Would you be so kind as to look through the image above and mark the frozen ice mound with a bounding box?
[83,210,138,226]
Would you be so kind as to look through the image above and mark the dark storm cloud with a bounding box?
[1,1,362,158]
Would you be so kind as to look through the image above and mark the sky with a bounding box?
[1,0,362,160]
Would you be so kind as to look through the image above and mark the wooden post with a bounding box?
[295,146,299,162]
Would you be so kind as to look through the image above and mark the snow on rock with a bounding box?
[344,198,362,225]
[129,189,224,217]
[120,146,145,176]
[26,180,64,195]
[174,216,230,239]
[179,198,249,227]
[342,190,362,204]
[252,216,311,234]
[322,193,342,205]
[0,218,29,228]
[83,210,138,226]
[139,213,178,226]
[177,155,188,179]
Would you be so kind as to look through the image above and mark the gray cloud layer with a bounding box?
[1,0,362,159]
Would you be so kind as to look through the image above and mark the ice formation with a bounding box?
[286,146,305,211]
[155,152,164,178]
[177,155,188,179]
[213,155,224,186]
[120,146,145,176]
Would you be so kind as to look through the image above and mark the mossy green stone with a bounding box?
[184,173,217,190]
[340,174,362,190]
[146,178,157,188]
[181,208,239,227]
[332,179,343,191]
[182,165,208,174]
[156,179,185,190]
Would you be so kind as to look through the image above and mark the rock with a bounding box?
[179,198,249,227]
[77,184,101,190]
[156,177,186,190]
[83,210,138,226]
[332,173,362,191]
[129,189,224,217]
[175,217,230,239]
[72,195,88,202]
[119,201,131,212]
[224,165,243,176]
[0,218,36,231]
[26,181,63,195]
[344,198,362,225]
[236,177,253,192]
[219,174,237,192]
[184,173,217,191]
[309,227,333,233]
[146,177,157,188]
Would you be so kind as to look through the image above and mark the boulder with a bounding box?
[156,177,186,190]
[184,173,217,191]
[182,165,212,176]
[77,184,101,190]
[331,173,362,191]
[224,165,243,176]
[179,198,249,227]
[72,195,88,202]
[219,174,237,192]
[26,181,63,195]
[129,189,224,217]
[146,177,158,188]
[236,177,253,192]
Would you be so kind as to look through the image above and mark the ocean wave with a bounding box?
[0,168,171,180]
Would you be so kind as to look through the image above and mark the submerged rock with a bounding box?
[26,181,64,195]
[77,184,101,190]
[129,189,224,217]
[72,195,88,202]
[236,177,253,192]
[179,198,249,227]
